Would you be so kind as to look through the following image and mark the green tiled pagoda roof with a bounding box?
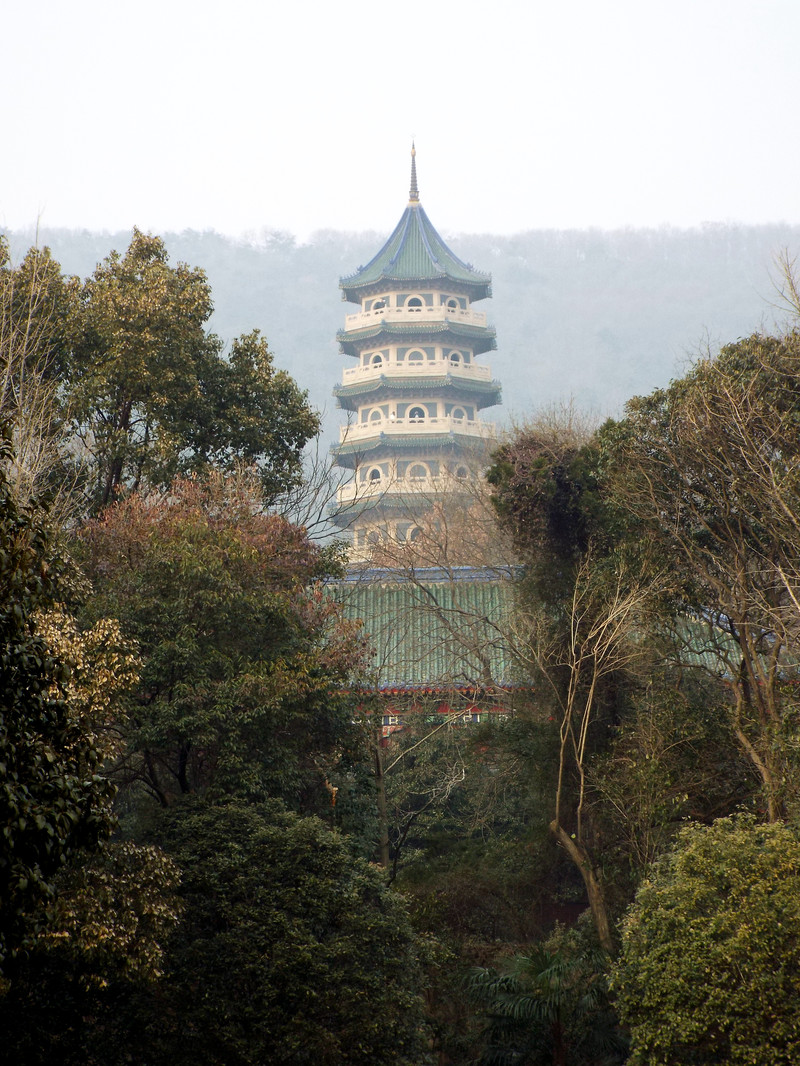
[340,203,492,303]
[332,430,495,465]
[329,489,476,525]
[330,568,521,690]
[334,375,502,409]
[338,320,496,357]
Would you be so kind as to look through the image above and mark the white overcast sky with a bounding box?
[3,0,799,240]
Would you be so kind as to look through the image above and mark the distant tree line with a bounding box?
[8,220,800,444]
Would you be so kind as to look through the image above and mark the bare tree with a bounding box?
[0,242,81,522]
[510,548,659,952]
[771,248,800,321]
[611,330,800,821]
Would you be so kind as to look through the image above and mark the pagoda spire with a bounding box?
[409,142,419,203]
[331,151,501,561]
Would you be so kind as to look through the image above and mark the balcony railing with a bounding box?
[341,360,492,385]
[343,305,488,332]
[336,473,477,505]
[338,416,495,444]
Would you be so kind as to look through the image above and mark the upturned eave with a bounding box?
[337,320,497,358]
[339,203,492,304]
[334,376,502,411]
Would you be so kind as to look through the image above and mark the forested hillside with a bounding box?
[8,222,799,445]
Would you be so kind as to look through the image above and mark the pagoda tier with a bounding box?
[334,427,492,468]
[334,372,502,411]
[337,307,496,356]
[331,147,500,557]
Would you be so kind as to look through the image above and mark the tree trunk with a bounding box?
[374,743,390,869]
[550,819,614,953]
[551,1019,567,1066]
[176,741,191,795]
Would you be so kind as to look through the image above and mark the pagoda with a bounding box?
[331,146,501,559]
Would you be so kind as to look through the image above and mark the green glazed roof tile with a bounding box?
[332,430,495,462]
[340,204,492,302]
[338,320,497,357]
[333,375,502,406]
[330,570,520,689]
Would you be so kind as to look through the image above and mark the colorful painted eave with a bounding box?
[339,203,492,303]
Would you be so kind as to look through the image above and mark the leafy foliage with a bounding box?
[138,798,432,1066]
[35,607,139,764]
[488,415,611,603]
[603,332,800,819]
[0,431,115,976]
[612,815,800,1065]
[0,840,181,1064]
[64,229,319,509]
[588,673,755,883]
[80,470,368,811]
[468,924,626,1066]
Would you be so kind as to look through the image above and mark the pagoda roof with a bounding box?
[337,319,496,357]
[334,374,502,409]
[329,567,520,690]
[340,148,492,303]
[332,430,494,467]
[328,489,477,524]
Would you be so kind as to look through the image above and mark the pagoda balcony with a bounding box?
[341,360,492,385]
[336,474,478,506]
[339,415,495,443]
[343,305,488,331]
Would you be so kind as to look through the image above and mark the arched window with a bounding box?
[455,465,469,480]
[408,406,426,423]
[406,349,424,363]
[451,406,466,422]
[372,299,386,312]
[408,527,422,543]
[445,297,459,312]
[407,296,423,312]
[368,467,382,482]
[369,408,383,422]
[448,350,461,364]
[371,352,384,366]
[408,463,428,480]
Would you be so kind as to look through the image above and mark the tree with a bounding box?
[516,548,657,952]
[0,841,182,1064]
[612,815,800,1065]
[488,416,660,951]
[64,229,319,509]
[79,470,368,814]
[588,674,753,880]
[0,239,77,516]
[604,331,800,820]
[0,429,114,976]
[34,607,139,767]
[468,924,626,1066]
[135,799,432,1066]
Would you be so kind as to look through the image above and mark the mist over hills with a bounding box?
[7,222,800,450]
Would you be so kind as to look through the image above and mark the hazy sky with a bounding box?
[4,0,799,240]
